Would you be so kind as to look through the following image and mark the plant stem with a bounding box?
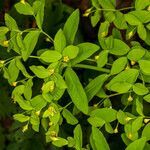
[29,56,40,59]
[73,64,110,73]
[41,30,54,43]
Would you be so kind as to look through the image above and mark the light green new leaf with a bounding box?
[65,68,88,114]
[74,124,82,150]
[90,127,110,150]
[0,26,9,35]
[63,45,79,59]
[135,0,150,10]
[133,83,149,95]
[137,24,147,40]
[127,47,145,61]
[22,31,40,61]
[97,50,109,68]
[13,114,30,123]
[40,50,62,63]
[126,137,146,150]
[15,2,34,15]
[54,29,66,53]
[143,94,150,103]
[109,39,130,55]
[63,9,79,44]
[88,117,105,127]
[139,60,150,75]
[89,108,117,122]
[71,43,100,65]
[132,117,143,133]
[30,65,50,78]
[85,74,109,101]
[142,123,150,141]
[42,81,55,93]
[24,79,33,100]
[91,10,101,27]
[136,97,144,116]
[111,57,127,75]
[98,0,115,9]
[30,95,47,111]
[52,137,68,147]
[62,109,78,125]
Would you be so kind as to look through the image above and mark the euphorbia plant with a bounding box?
[0,0,150,149]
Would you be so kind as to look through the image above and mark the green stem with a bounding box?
[41,30,54,43]
[29,56,40,59]
[73,64,110,73]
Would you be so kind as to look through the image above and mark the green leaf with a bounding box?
[15,2,34,15]
[0,26,9,35]
[107,69,139,93]
[85,74,109,101]
[136,97,144,116]
[91,10,101,27]
[52,137,68,147]
[137,24,147,40]
[90,127,110,150]
[132,117,143,133]
[139,60,150,75]
[89,108,117,122]
[126,137,146,150]
[111,57,127,75]
[30,95,47,111]
[54,29,66,53]
[42,81,55,93]
[74,124,82,150]
[24,78,33,100]
[88,117,105,127]
[30,65,50,78]
[97,50,109,67]
[98,0,115,9]
[13,114,30,123]
[117,110,127,125]
[133,83,149,95]
[127,47,145,61]
[135,0,150,10]
[143,94,150,103]
[109,39,130,55]
[62,109,78,125]
[65,68,88,114]
[40,50,62,63]
[142,123,150,141]
[63,45,79,59]
[5,13,18,30]
[71,43,100,65]
[22,31,40,61]
[63,9,79,44]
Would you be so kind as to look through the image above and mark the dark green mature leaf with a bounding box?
[71,43,100,65]
[125,137,146,150]
[22,31,40,61]
[85,74,109,101]
[65,68,88,114]
[15,2,34,15]
[54,29,66,53]
[90,127,110,150]
[89,108,117,122]
[40,50,62,63]
[74,124,82,150]
[63,9,79,44]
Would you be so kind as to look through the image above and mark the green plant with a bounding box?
[0,0,150,149]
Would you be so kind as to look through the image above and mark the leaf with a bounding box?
[0,26,9,35]
[135,0,150,10]
[136,97,144,116]
[22,31,40,61]
[107,69,139,92]
[63,45,79,59]
[111,57,127,75]
[98,0,115,9]
[97,50,109,67]
[42,81,55,93]
[24,79,33,100]
[30,65,50,78]
[54,29,66,53]
[117,110,127,125]
[40,50,62,63]
[71,43,100,65]
[125,137,146,150]
[62,109,78,125]
[63,9,79,44]
[91,10,101,27]
[137,24,147,40]
[89,108,117,122]
[143,94,150,103]
[88,117,105,127]
[85,74,109,101]
[15,2,34,15]
[30,95,47,111]
[13,114,30,123]
[133,83,149,95]
[127,47,145,61]
[65,68,88,114]
[5,13,18,30]
[90,127,110,150]
[52,137,68,147]
[132,117,143,133]
[139,60,150,75]
[109,39,130,55]
[74,124,82,150]
[142,123,150,141]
